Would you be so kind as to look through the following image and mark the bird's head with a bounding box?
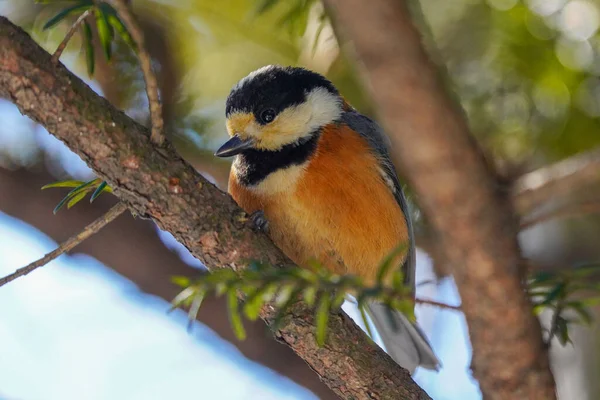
[215,65,343,157]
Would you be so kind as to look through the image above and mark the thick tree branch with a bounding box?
[322,1,556,399]
[0,17,429,400]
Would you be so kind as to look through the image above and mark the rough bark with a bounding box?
[0,166,338,400]
[0,17,430,400]
[321,1,556,399]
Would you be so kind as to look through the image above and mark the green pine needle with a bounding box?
[43,178,112,213]
[43,3,91,31]
[315,293,331,346]
[227,289,246,340]
[165,244,598,349]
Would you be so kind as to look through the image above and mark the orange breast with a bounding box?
[229,123,409,284]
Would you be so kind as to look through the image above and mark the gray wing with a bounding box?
[342,111,440,373]
[341,111,416,293]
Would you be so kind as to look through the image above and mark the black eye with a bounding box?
[260,108,276,124]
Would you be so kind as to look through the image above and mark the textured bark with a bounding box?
[0,166,338,400]
[322,1,556,399]
[0,17,429,400]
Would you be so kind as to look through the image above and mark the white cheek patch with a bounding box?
[258,87,342,149]
[303,87,343,133]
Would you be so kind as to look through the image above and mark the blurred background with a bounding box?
[1,0,600,399]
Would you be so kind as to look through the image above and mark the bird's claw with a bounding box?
[249,210,270,233]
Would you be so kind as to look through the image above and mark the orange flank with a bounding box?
[228,122,408,285]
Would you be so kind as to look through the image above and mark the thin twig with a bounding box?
[51,9,92,63]
[520,200,600,230]
[416,279,438,287]
[0,202,128,287]
[415,297,461,311]
[110,0,164,146]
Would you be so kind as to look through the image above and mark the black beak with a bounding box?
[214,135,254,157]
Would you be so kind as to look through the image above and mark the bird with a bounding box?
[214,65,439,373]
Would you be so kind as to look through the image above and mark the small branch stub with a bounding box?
[51,9,92,63]
[416,298,461,311]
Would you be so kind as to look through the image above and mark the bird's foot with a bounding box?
[249,210,270,233]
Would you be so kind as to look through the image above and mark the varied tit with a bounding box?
[215,65,439,373]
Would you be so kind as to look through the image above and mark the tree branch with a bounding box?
[0,17,429,400]
[109,0,164,146]
[415,298,461,311]
[0,202,127,287]
[513,148,600,216]
[321,1,556,399]
[520,200,600,231]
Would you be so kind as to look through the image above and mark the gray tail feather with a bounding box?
[366,302,440,374]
